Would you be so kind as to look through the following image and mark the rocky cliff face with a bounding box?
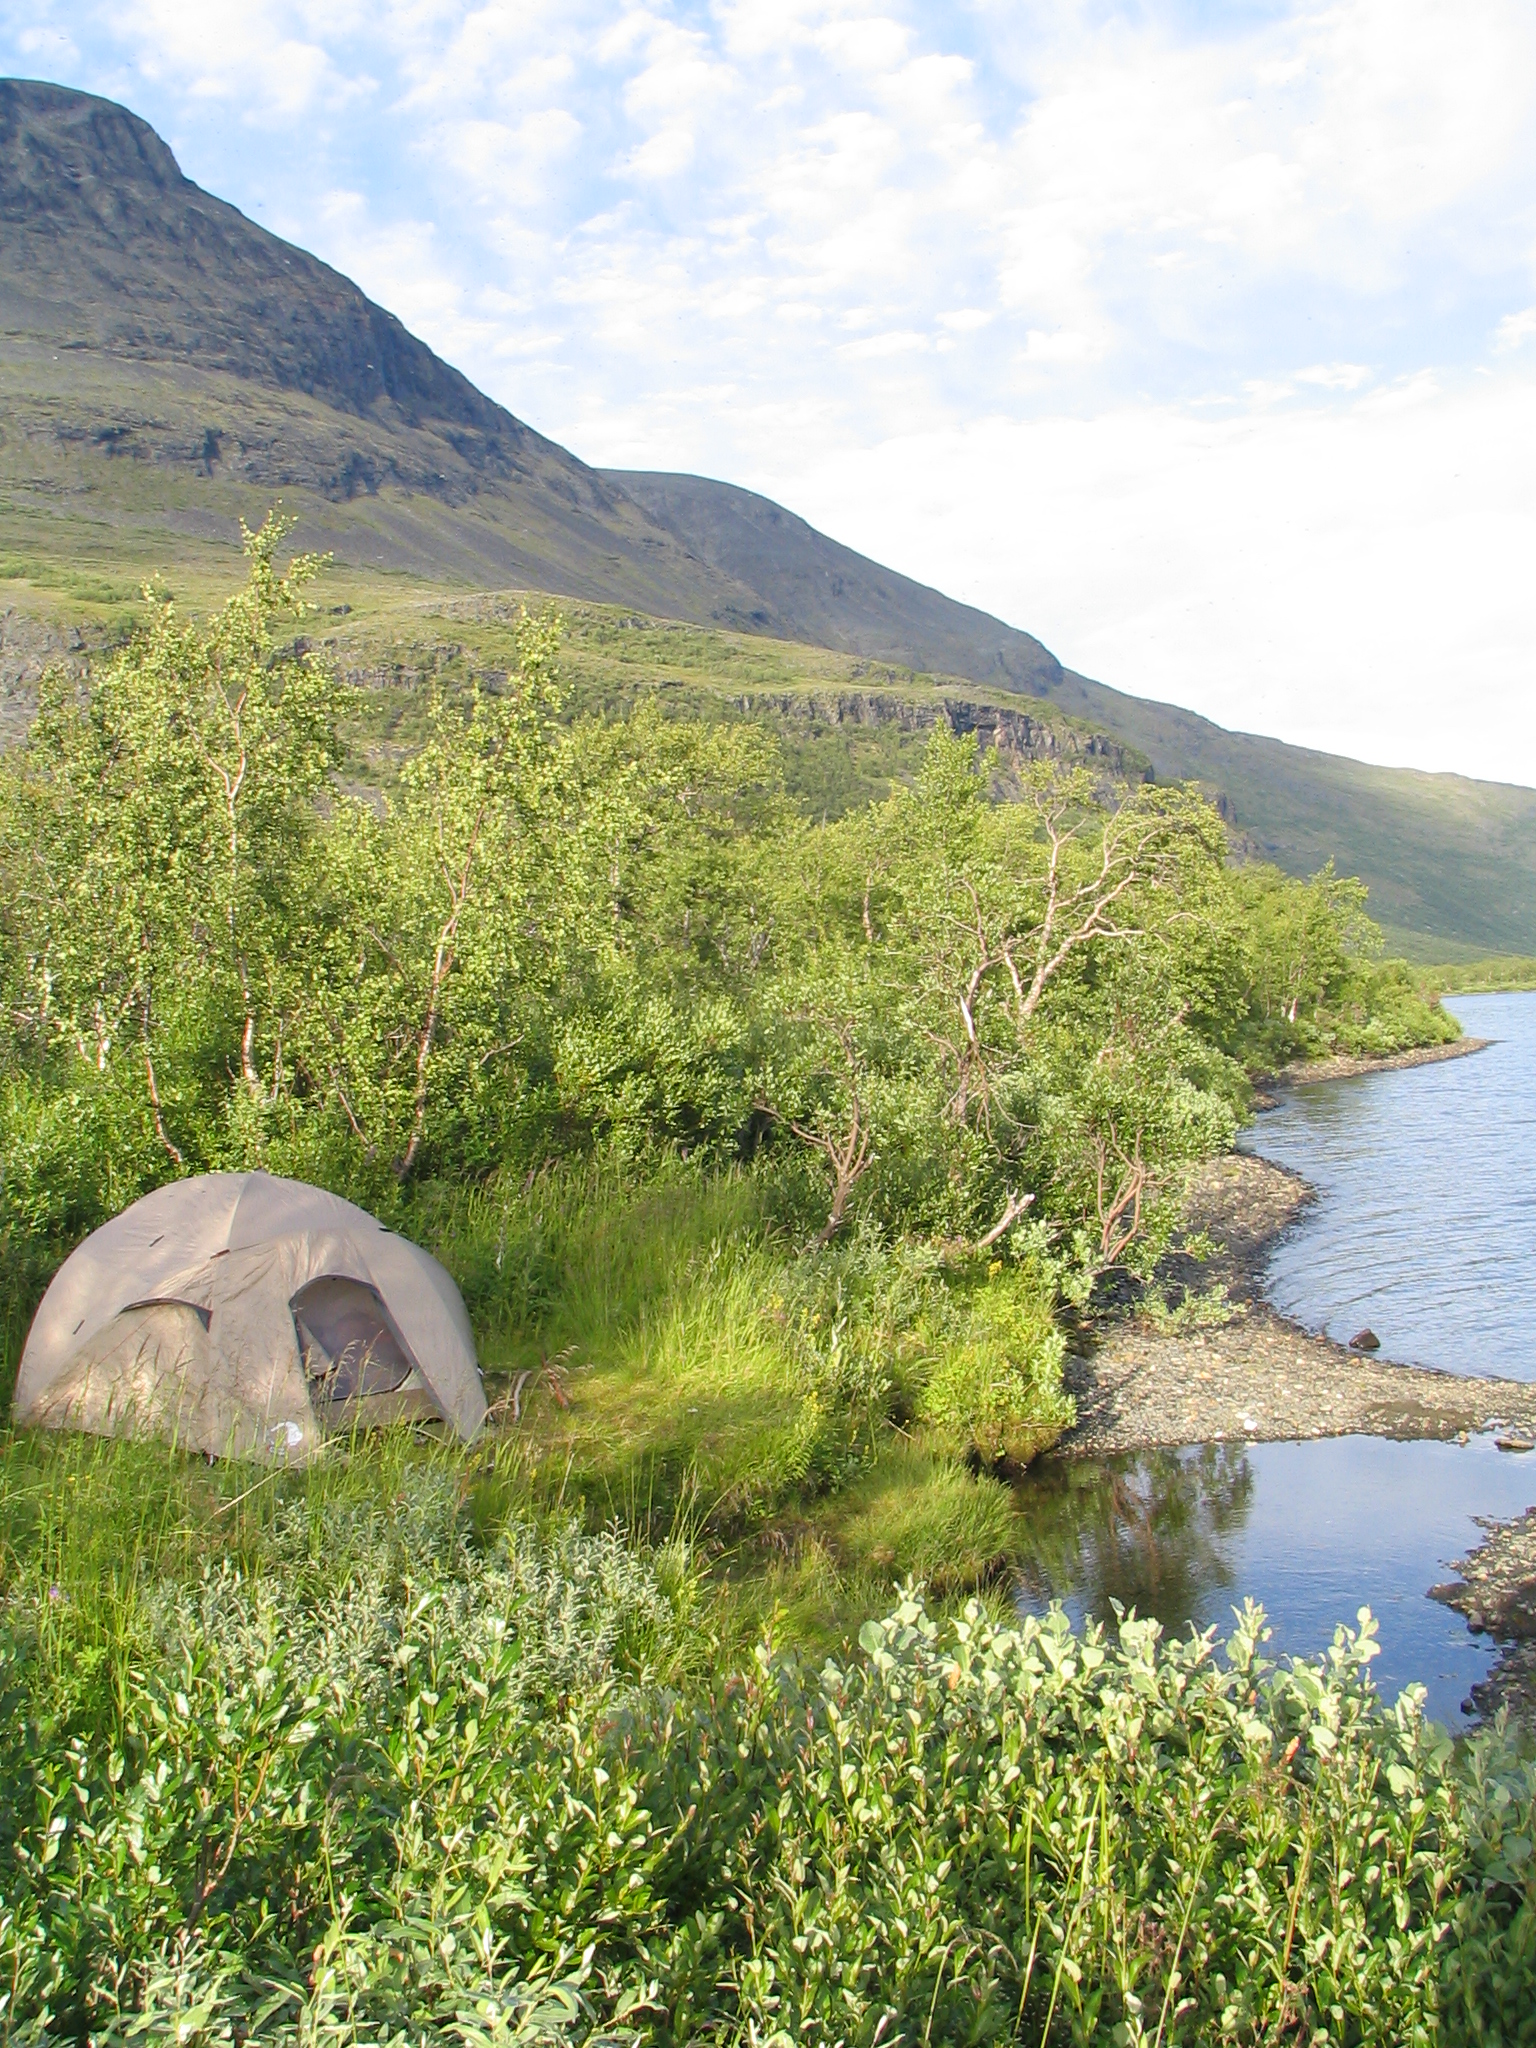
[0,606,87,744]
[319,619,1147,784]
[723,688,1149,779]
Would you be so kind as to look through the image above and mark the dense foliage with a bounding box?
[0,1469,1533,2045]
[0,525,1447,1289]
[0,526,1459,1586]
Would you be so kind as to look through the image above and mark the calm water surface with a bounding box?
[1238,990,1536,1378]
[1013,997,1536,1722]
[1015,1435,1536,1725]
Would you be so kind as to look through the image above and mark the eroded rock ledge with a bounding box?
[1431,1510,1536,1721]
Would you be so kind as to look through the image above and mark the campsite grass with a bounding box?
[415,1162,1045,1643]
[0,1163,1042,1695]
[4,1177,1536,2036]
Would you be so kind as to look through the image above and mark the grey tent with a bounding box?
[14,1171,486,1461]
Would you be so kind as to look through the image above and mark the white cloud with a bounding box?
[838,328,927,359]
[17,21,80,66]
[1021,327,1105,365]
[620,126,696,179]
[6,0,1536,783]
[69,0,363,120]
[1296,363,1373,391]
[771,373,1536,782]
[1495,307,1536,351]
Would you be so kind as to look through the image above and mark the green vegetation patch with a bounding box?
[0,532,1520,2040]
[0,1461,1533,2041]
[1427,956,1536,995]
[0,553,139,608]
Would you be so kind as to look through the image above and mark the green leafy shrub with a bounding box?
[920,1260,1073,1466]
[815,1441,1020,1589]
[2,1495,1534,2045]
[1328,959,1462,1058]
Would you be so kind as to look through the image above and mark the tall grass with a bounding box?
[0,1156,1080,1722]
[412,1162,1067,1628]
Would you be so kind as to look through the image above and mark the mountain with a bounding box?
[3,76,1535,957]
[0,78,761,612]
[610,473,1536,952]
[605,472,1063,700]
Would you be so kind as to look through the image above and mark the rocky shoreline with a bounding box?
[1057,1127,1536,1724]
[1269,1036,1491,1088]
[1248,1035,1491,1108]
[1430,1511,1536,1721]
[1060,1152,1536,1455]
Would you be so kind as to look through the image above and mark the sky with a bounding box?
[6,1,1536,783]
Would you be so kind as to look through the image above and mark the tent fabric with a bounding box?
[14,1171,486,1461]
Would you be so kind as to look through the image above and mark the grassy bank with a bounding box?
[1,1159,1069,1663]
[1427,957,1536,995]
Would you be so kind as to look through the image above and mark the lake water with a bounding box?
[1015,1434,1536,1725]
[1237,991,1536,1378]
[1015,993,1536,1723]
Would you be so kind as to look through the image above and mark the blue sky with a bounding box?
[6,1,1536,781]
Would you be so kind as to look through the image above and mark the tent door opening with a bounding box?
[290,1276,444,1428]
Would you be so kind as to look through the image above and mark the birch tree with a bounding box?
[0,515,340,1165]
[313,611,564,1181]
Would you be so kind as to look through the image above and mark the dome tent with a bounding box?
[15,1172,486,1461]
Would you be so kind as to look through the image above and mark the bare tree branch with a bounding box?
[757,1020,877,1248]
[1092,1118,1148,1265]
[975,1189,1035,1251]
[142,999,183,1167]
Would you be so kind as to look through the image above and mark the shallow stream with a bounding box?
[1015,993,1536,1723]
[1015,1435,1535,1723]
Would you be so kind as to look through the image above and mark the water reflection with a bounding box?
[1016,1443,1254,1631]
[1013,1434,1536,1725]
[1014,1004,1536,1720]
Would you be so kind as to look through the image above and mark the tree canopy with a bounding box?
[0,531,1452,1290]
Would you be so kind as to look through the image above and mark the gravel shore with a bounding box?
[1269,1036,1491,1088]
[1059,1151,1536,1455]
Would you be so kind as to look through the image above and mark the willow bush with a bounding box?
[1,1491,1532,2044]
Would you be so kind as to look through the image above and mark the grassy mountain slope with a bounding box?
[301,585,1146,825]
[613,473,1536,956]
[4,77,1536,954]
[607,468,1063,696]
[1039,667,1536,958]
[0,78,768,618]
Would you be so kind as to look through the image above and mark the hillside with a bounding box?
[0,78,764,617]
[299,588,1146,827]
[4,77,1536,954]
[610,474,1536,955]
